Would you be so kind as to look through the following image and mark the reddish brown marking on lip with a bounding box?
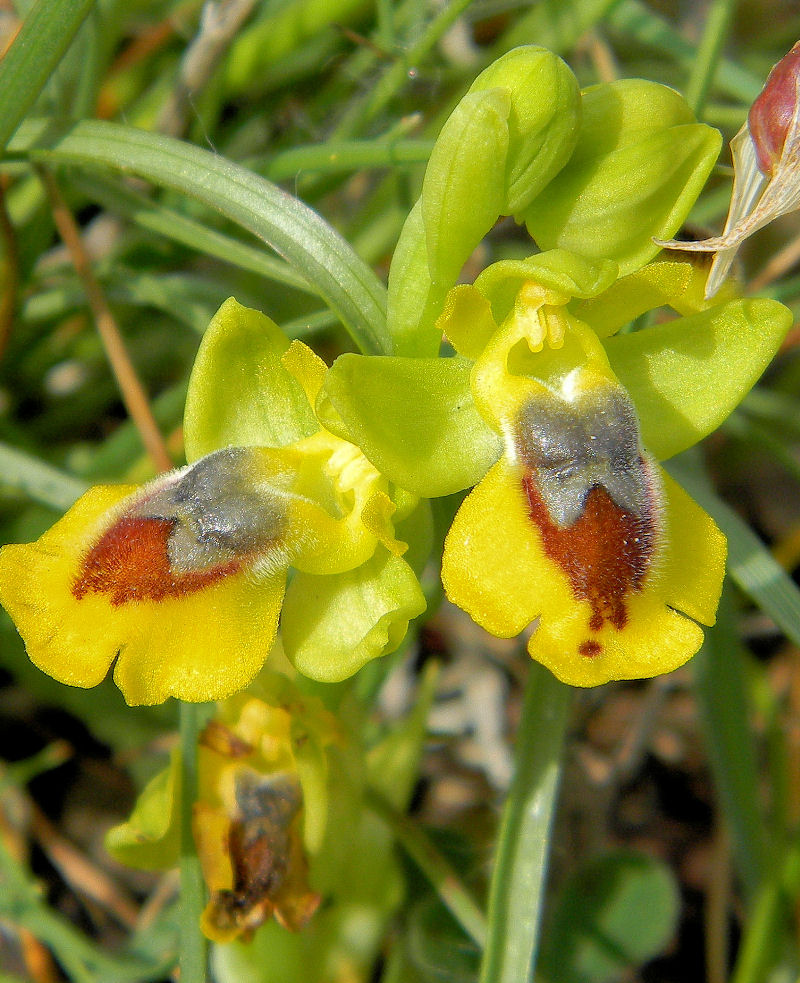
[579,640,602,657]
[523,471,655,635]
[72,515,241,605]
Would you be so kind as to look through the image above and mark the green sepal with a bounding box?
[422,88,510,288]
[184,298,317,461]
[606,298,792,460]
[323,353,502,496]
[104,752,180,870]
[469,45,581,215]
[474,249,619,323]
[523,80,722,275]
[282,550,426,683]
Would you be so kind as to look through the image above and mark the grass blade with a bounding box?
[10,119,390,355]
[0,442,87,511]
[0,0,96,151]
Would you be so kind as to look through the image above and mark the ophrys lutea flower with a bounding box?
[321,250,791,685]
[0,300,426,705]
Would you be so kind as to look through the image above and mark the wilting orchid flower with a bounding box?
[107,674,341,941]
[657,41,800,297]
[321,250,790,686]
[0,300,426,705]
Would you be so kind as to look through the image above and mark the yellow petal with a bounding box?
[0,483,287,706]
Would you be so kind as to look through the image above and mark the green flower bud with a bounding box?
[468,44,582,216]
[388,45,581,357]
[523,79,722,275]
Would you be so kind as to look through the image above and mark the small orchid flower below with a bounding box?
[106,673,344,943]
[657,40,800,298]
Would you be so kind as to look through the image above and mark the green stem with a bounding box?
[179,701,207,983]
[684,0,740,118]
[261,138,433,182]
[479,663,572,983]
[366,788,488,948]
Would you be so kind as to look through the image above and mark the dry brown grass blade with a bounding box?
[39,167,174,474]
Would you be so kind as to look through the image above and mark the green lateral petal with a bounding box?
[184,298,317,461]
[282,551,426,683]
[323,354,502,496]
[605,298,792,460]
[439,285,498,360]
[573,260,695,338]
[422,88,511,288]
[474,249,618,323]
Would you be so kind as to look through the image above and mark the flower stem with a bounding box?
[366,788,488,948]
[179,701,207,983]
[478,662,572,983]
[684,0,738,119]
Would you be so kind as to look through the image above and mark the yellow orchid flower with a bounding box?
[321,251,791,686]
[0,300,426,705]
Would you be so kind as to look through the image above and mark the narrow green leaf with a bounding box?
[0,0,96,151]
[479,664,572,983]
[11,119,389,355]
[607,0,762,103]
[0,443,87,510]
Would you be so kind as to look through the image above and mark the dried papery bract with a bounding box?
[657,41,800,297]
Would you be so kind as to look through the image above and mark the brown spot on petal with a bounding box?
[579,640,603,658]
[72,516,241,605]
[523,471,656,635]
[749,41,800,176]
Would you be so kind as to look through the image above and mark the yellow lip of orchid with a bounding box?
[441,288,727,687]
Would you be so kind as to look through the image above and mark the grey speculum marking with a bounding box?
[515,387,651,528]
[130,447,285,572]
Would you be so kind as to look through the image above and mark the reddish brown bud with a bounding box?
[748,41,800,176]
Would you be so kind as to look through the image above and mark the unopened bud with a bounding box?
[748,41,800,176]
